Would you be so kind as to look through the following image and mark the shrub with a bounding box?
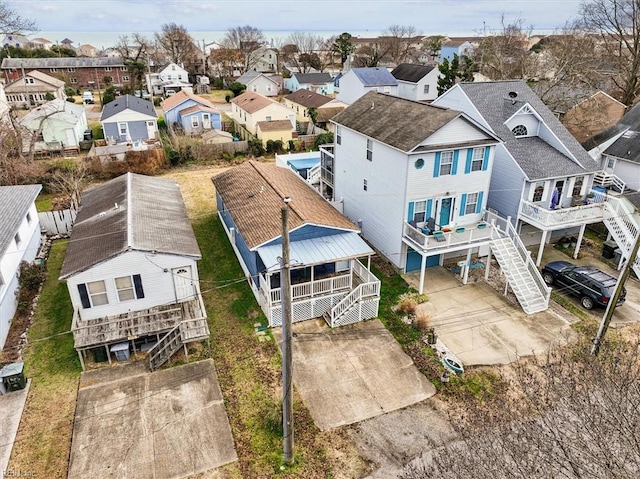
[157,117,167,131]
[315,132,334,149]
[228,81,246,97]
[288,139,295,151]
[16,261,46,315]
[102,85,116,105]
[413,312,431,334]
[45,92,55,101]
[64,86,76,97]
[225,94,231,103]
[248,138,265,156]
[397,298,418,316]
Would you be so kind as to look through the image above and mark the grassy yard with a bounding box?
[10,240,81,478]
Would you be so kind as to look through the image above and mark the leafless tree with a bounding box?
[154,23,199,66]
[421,35,446,63]
[208,47,243,80]
[280,32,324,73]
[352,45,380,68]
[221,25,265,72]
[580,0,640,106]
[0,1,36,34]
[399,336,640,479]
[114,33,152,92]
[378,25,421,66]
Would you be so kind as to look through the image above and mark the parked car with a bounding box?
[541,260,626,310]
[82,91,94,104]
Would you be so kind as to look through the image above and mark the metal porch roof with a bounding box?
[257,232,373,273]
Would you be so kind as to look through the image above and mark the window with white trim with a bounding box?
[532,182,545,202]
[607,157,615,169]
[87,280,108,306]
[115,276,136,301]
[572,176,585,196]
[120,66,127,71]
[363,178,368,191]
[465,192,479,215]
[70,78,78,83]
[122,76,129,82]
[67,67,76,72]
[191,116,199,128]
[49,68,58,73]
[471,147,485,171]
[512,124,528,137]
[14,232,21,247]
[24,77,34,84]
[118,123,128,136]
[383,86,390,94]
[423,84,429,94]
[26,212,32,224]
[440,151,453,176]
[413,200,426,223]
[366,138,373,161]
[336,125,341,145]
[104,66,112,72]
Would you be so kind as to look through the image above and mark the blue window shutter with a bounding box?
[452,150,459,175]
[482,147,490,171]
[407,201,415,222]
[426,199,433,219]
[433,152,441,178]
[77,283,91,309]
[460,193,467,217]
[476,191,484,214]
[133,274,145,299]
[465,149,473,174]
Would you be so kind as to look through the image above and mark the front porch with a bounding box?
[72,296,210,370]
[257,259,380,328]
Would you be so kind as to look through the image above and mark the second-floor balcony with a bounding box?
[403,219,494,254]
[518,193,606,230]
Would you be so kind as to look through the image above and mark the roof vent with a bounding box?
[508,91,518,99]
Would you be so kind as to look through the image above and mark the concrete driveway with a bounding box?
[275,319,436,431]
[405,267,577,366]
[68,359,237,479]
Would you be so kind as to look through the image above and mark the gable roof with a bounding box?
[256,120,293,132]
[293,72,333,85]
[231,91,275,113]
[350,67,398,87]
[9,69,66,89]
[60,173,199,279]
[161,90,213,111]
[449,81,600,179]
[602,129,640,163]
[583,101,639,150]
[0,185,41,258]
[178,104,220,117]
[212,161,358,249]
[101,94,157,121]
[1,57,125,69]
[391,63,435,83]
[285,89,333,108]
[20,99,85,125]
[332,91,486,152]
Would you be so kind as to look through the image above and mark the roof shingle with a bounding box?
[285,89,333,108]
[391,63,435,83]
[101,95,157,121]
[231,91,274,114]
[0,185,41,258]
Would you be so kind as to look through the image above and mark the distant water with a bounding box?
[36,30,383,49]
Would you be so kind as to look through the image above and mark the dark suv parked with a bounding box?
[541,261,626,310]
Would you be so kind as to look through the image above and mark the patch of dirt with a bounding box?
[371,254,398,277]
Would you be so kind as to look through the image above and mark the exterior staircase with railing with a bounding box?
[602,194,640,278]
[307,163,321,185]
[594,171,626,193]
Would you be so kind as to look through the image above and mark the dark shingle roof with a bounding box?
[603,130,640,164]
[452,81,600,180]
[391,63,435,83]
[256,120,293,132]
[350,67,398,87]
[583,102,640,150]
[0,185,41,257]
[101,95,157,121]
[1,57,124,69]
[293,72,333,85]
[212,161,357,249]
[60,173,199,279]
[332,91,481,152]
[285,89,333,108]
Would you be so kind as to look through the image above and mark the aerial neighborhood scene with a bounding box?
[2,0,640,477]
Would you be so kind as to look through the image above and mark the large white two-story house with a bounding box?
[324,91,551,313]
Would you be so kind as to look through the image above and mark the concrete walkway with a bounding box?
[0,381,30,475]
[68,360,237,479]
[275,319,436,431]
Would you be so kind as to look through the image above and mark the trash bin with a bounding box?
[0,362,27,392]
[614,248,623,266]
[83,129,93,141]
[91,346,108,363]
[603,240,617,259]
[110,342,130,361]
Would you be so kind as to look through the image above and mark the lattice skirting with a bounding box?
[268,292,349,327]
[331,299,380,327]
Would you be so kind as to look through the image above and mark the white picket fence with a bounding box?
[38,209,76,235]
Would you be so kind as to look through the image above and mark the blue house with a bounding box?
[100,95,158,143]
[161,90,222,135]
[284,72,334,95]
[439,38,477,62]
[212,160,380,327]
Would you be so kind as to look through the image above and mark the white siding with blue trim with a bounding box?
[334,127,408,267]
[65,250,199,321]
[417,117,492,146]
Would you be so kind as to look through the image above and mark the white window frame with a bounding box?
[363,178,368,191]
[336,125,341,145]
[572,176,585,197]
[118,122,128,136]
[423,84,429,94]
[87,280,109,306]
[414,200,427,223]
[25,77,34,84]
[465,192,479,215]
[70,78,78,83]
[606,157,615,169]
[531,182,545,202]
[67,67,76,72]
[122,76,129,82]
[115,275,136,302]
[191,116,200,128]
[104,66,112,72]
[471,147,484,171]
[366,138,373,161]
[440,151,453,176]
[120,66,127,71]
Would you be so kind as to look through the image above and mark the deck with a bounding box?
[403,220,493,254]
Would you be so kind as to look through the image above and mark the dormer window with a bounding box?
[512,124,528,137]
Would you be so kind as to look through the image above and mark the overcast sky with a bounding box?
[7,0,585,37]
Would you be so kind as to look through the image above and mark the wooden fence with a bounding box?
[38,209,76,235]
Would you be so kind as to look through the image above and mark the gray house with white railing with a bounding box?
[213,160,380,327]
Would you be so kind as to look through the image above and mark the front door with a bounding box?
[146,120,156,139]
[438,197,453,227]
[202,113,211,129]
[173,266,196,301]
[65,128,77,147]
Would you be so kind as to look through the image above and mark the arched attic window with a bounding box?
[512,124,528,137]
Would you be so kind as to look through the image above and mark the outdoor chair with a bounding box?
[433,231,446,242]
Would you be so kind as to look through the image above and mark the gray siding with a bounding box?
[487,145,525,219]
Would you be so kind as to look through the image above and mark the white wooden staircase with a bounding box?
[593,171,626,193]
[602,194,640,278]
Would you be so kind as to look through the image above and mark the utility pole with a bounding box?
[592,231,640,355]
[21,62,30,110]
[280,196,294,465]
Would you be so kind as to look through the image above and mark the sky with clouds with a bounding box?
[7,0,586,44]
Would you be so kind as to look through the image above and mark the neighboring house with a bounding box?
[19,99,88,153]
[561,91,626,145]
[161,90,221,135]
[29,37,53,50]
[60,38,74,48]
[337,67,398,105]
[433,81,606,265]
[147,62,192,96]
[100,94,158,143]
[212,160,380,327]
[391,63,439,102]
[439,37,478,62]
[285,72,334,95]
[0,82,9,123]
[1,33,29,48]
[230,91,295,136]
[283,89,346,123]
[202,129,234,144]
[1,57,131,88]
[251,47,278,73]
[0,185,42,350]
[326,91,551,313]
[4,70,66,108]
[256,119,294,144]
[59,173,209,370]
[236,70,279,97]
[76,44,99,57]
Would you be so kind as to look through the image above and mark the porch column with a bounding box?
[367,255,371,270]
[77,349,85,371]
[463,249,472,285]
[106,345,112,365]
[485,248,492,281]
[418,254,427,294]
[310,265,314,298]
[574,224,586,260]
[537,230,548,267]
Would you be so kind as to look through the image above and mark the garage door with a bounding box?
[406,249,440,272]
